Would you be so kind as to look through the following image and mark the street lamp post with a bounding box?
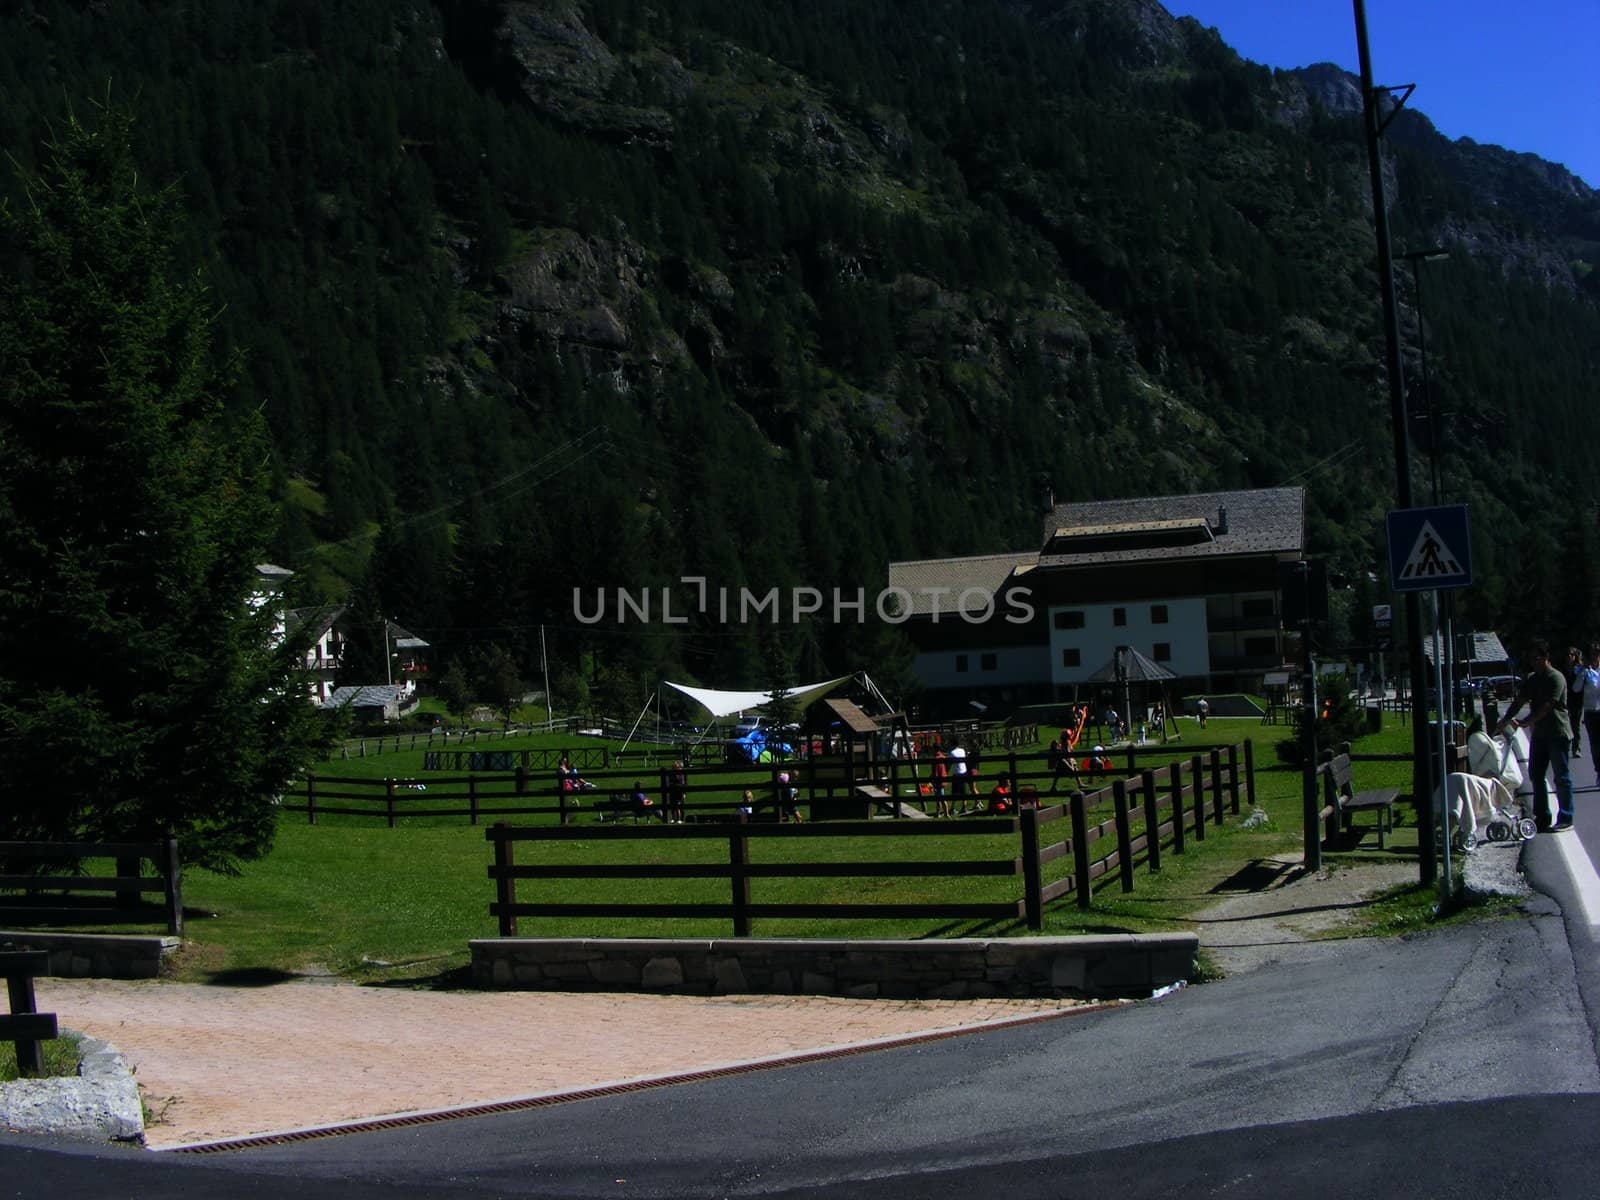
[1352,0,1436,883]
[1402,248,1458,723]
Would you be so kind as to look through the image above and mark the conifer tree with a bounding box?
[0,106,331,871]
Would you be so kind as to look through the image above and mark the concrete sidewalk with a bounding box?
[34,977,1089,1149]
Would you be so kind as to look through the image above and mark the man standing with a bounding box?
[1501,641,1574,831]
[1196,696,1210,729]
[949,739,970,814]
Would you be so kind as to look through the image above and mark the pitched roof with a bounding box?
[1423,631,1509,664]
[1086,647,1178,682]
[1038,487,1304,566]
[321,685,404,711]
[885,552,1039,616]
[285,605,347,640]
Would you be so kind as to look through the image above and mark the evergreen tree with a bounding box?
[0,106,332,871]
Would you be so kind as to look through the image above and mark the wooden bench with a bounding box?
[594,793,659,823]
[1319,750,1400,849]
[1,950,58,1077]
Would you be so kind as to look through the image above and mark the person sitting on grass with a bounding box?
[986,772,1013,815]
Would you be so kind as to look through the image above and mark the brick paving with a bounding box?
[36,977,1088,1148]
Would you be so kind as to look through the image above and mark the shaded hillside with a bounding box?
[2,0,1595,703]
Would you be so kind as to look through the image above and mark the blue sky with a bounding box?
[1163,1,1599,187]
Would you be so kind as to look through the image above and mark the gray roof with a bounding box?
[1086,647,1178,683]
[888,487,1304,614]
[1039,487,1304,566]
[1423,631,1509,665]
[322,685,404,711]
[885,552,1039,616]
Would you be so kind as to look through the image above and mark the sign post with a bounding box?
[1386,505,1473,900]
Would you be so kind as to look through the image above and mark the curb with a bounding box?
[0,1031,144,1144]
[1522,831,1600,931]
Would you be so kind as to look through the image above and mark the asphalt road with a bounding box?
[9,896,1597,1200]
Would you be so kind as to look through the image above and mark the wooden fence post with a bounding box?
[2,951,51,1076]
[1190,755,1206,842]
[1244,739,1257,810]
[307,773,318,826]
[1168,763,1185,855]
[385,777,397,828]
[1209,750,1224,826]
[1020,807,1043,930]
[1112,779,1134,893]
[729,813,751,937]
[1071,791,1091,909]
[492,824,517,936]
[1140,768,1161,873]
[115,853,140,912]
[558,776,568,826]
[1227,744,1241,814]
[469,774,479,826]
[162,838,183,937]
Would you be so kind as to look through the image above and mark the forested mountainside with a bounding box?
[3,0,1596,709]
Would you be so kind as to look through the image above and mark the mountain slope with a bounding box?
[1,0,1595,699]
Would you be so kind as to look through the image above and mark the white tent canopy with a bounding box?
[663,676,853,720]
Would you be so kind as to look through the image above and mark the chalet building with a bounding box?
[887,487,1305,715]
[284,605,430,708]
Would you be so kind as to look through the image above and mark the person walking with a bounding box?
[931,747,951,818]
[1500,640,1574,831]
[1196,696,1210,729]
[1583,644,1600,776]
[1567,646,1587,757]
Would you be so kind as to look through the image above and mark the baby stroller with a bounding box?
[1464,727,1539,844]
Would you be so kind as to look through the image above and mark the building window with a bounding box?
[1061,648,1081,668]
[1244,636,1276,657]
[1053,610,1085,630]
[981,653,997,671]
[1151,604,1168,624]
[1241,597,1275,620]
[1153,642,1171,662]
[1113,607,1126,626]
[955,655,969,673]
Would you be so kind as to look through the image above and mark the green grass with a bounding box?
[23,717,1482,986]
[1319,879,1524,938]
[0,1034,81,1083]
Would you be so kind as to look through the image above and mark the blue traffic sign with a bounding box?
[1386,504,1473,592]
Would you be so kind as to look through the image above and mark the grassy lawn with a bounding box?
[0,1034,80,1083]
[13,716,1464,986]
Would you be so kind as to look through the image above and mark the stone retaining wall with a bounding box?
[470,934,1197,1000]
[0,931,177,979]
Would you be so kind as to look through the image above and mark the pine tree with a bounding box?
[0,105,331,871]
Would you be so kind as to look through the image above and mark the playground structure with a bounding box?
[803,698,926,820]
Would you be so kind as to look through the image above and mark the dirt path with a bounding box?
[1191,854,1423,976]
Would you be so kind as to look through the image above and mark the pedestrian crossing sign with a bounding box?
[1386,504,1473,592]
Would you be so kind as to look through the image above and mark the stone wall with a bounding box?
[470,934,1197,1000]
[0,932,177,979]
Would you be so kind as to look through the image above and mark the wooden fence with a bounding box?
[0,840,183,936]
[486,741,1252,935]
[285,739,1249,829]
